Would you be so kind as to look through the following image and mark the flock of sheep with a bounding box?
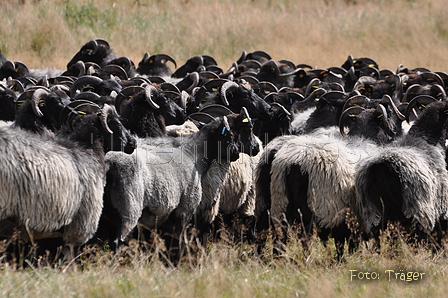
[1,38,448,263]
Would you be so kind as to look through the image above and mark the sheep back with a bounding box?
[0,127,104,245]
[355,144,448,232]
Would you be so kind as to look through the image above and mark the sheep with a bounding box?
[103,113,246,255]
[195,108,263,244]
[0,83,16,121]
[136,53,177,77]
[354,98,448,247]
[115,84,186,138]
[66,38,116,69]
[255,95,404,259]
[13,87,71,133]
[171,55,211,78]
[0,101,136,260]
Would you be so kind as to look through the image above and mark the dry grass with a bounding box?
[1,0,448,72]
[1,226,448,297]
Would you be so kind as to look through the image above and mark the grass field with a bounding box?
[2,0,448,72]
[1,229,448,297]
[2,0,448,297]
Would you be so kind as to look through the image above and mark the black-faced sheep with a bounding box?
[103,112,250,256]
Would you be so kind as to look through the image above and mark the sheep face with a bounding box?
[203,117,240,163]
[224,84,273,122]
[136,53,176,77]
[227,111,260,156]
[0,86,16,121]
[102,115,137,154]
[156,91,187,126]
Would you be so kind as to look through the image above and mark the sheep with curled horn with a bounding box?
[339,94,407,144]
[292,89,348,135]
[13,87,71,134]
[354,95,448,249]
[196,107,263,244]
[69,75,122,99]
[254,94,403,260]
[193,78,273,122]
[171,54,214,78]
[114,83,186,138]
[402,82,446,103]
[102,109,256,260]
[256,60,297,89]
[0,59,29,80]
[66,38,116,69]
[136,52,177,78]
[0,100,136,261]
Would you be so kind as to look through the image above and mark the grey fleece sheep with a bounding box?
[0,103,136,249]
[0,127,104,245]
[268,131,378,229]
[354,100,448,237]
[104,115,242,248]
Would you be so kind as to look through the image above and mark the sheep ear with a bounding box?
[239,107,253,127]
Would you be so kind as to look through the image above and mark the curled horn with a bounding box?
[101,64,128,80]
[187,112,216,128]
[305,87,326,102]
[184,71,200,94]
[339,106,366,136]
[31,88,49,117]
[66,102,102,131]
[432,83,446,100]
[3,60,15,71]
[59,100,99,126]
[86,39,99,56]
[71,60,86,77]
[305,78,321,97]
[70,75,103,98]
[421,72,445,88]
[236,50,248,64]
[381,94,405,121]
[144,84,160,109]
[74,91,101,103]
[7,78,25,93]
[405,94,437,122]
[95,38,110,50]
[250,50,272,62]
[402,83,422,103]
[154,53,177,69]
[353,76,376,92]
[220,81,239,106]
[161,82,181,94]
[376,104,395,137]
[270,102,291,121]
[199,104,233,117]
[100,104,117,134]
[115,86,145,113]
[342,94,370,112]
